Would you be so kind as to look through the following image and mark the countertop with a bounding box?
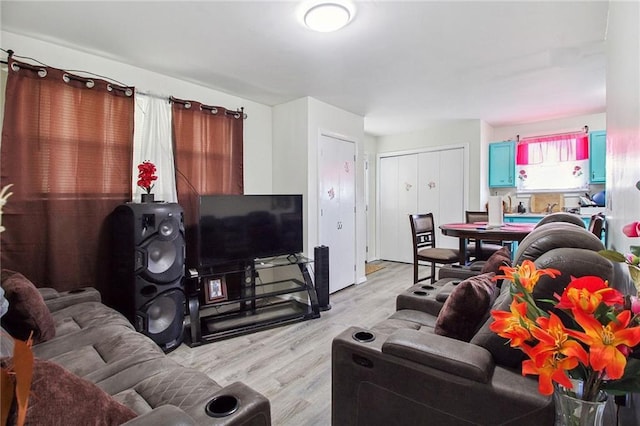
[504,213,592,218]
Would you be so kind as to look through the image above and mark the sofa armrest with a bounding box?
[40,287,102,312]
[186,381,272,426]
[382,328,494,383]
[122,405,196,426]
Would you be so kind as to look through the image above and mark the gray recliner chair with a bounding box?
[332,223,613,426]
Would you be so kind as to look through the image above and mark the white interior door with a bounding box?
[319,134,356,293]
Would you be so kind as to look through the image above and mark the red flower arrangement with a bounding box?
[137,161,157,194]
[490,260,640,402]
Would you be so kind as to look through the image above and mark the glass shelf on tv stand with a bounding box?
[185,254,320,346]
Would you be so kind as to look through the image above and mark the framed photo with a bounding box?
[204,276,227,304]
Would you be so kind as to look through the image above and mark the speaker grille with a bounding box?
[146,295,178,334]
[111,202,185,352]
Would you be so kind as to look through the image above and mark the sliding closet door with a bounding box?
[418,148,464,250]
[379,147,465,262]
[378,155,417,263]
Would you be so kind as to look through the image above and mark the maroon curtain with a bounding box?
[1,58,134,296]
[172,99,243,267]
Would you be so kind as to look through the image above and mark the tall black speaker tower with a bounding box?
[110,202,185,352]
[314,245,331,311]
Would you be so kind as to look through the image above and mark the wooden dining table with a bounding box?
[439,222,536,264]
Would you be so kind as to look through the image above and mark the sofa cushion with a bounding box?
[3,358,137,425]
[32,324,165,383]
[0,270,55,344]
[480,246,511,275]
[469,283,525,368]
[434,273,499,342]
[51,301,134,337]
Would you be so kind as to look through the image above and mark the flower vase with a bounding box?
[553,382,607,426]
[141,193,155,203]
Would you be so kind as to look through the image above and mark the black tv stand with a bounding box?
[185,255,320,346]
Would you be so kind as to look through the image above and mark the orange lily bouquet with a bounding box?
[490,260,640,402]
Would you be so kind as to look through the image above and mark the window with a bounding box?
[515,132,589,192]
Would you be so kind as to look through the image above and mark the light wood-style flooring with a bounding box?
[167,260,415,425]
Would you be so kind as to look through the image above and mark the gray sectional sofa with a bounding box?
[1,271,271,425]
[332,222,622,425]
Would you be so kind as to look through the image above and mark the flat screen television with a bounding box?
[198,194,303,268]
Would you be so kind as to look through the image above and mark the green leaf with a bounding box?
[630,245,640,257]
[629,265,640,285]
[602,359,640,394]
[598,249,627,263]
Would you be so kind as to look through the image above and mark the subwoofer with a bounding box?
[110,202,185,352]
[314,245,331,311]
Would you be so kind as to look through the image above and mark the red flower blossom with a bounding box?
[137,161,157,194]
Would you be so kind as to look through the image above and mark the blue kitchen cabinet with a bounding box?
[589,131,606,184]
[489,141,516,188]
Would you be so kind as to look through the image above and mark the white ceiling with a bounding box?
[1,1,609,136]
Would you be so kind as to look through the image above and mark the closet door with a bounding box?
[437,148,465,249]
[418,151,440,219]
[379,156,399,261]
[396,155,418,263]
[379,155,417,263]
[416,148,465,251]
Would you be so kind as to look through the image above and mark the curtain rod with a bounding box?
[517,125,589,142]
[136,91,248,119]
[3,48,248,120]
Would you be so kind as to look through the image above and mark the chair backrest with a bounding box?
[588,214,604,238]
[409,213,436,251]
[534,212,586,229]
[465,211,488,224]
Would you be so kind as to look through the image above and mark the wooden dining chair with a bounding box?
[409,213,460,283]
[465,211,505,262]
[589,214,605,241]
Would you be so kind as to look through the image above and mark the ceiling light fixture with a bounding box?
[302,2,354,32]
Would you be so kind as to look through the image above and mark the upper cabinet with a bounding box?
[488,141,516,187]
[589,131,606,184]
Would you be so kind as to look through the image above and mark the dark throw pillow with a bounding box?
[0,270,55,344]
[434,273,499,342]
[480,246,512,275]
[4,358,137,425]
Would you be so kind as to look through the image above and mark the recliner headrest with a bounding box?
[514,222,604,265]
[534,212,586,229]
[532,248,613,310]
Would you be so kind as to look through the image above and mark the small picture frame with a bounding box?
[204,276,227,304]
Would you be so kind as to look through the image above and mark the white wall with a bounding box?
[363,133,377,262]
[605,1,640,256]
[273,97,365,282]
[2,32,274,194]
[490,113,606,142]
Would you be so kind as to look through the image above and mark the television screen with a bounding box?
[198,194,303,267]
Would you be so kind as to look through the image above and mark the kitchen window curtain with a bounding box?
[172,99,243,267]
[133,93,177,202]
[0,57,134,295]
[515,132,589,192]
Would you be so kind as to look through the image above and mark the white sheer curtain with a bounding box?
[132,93,177,202]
